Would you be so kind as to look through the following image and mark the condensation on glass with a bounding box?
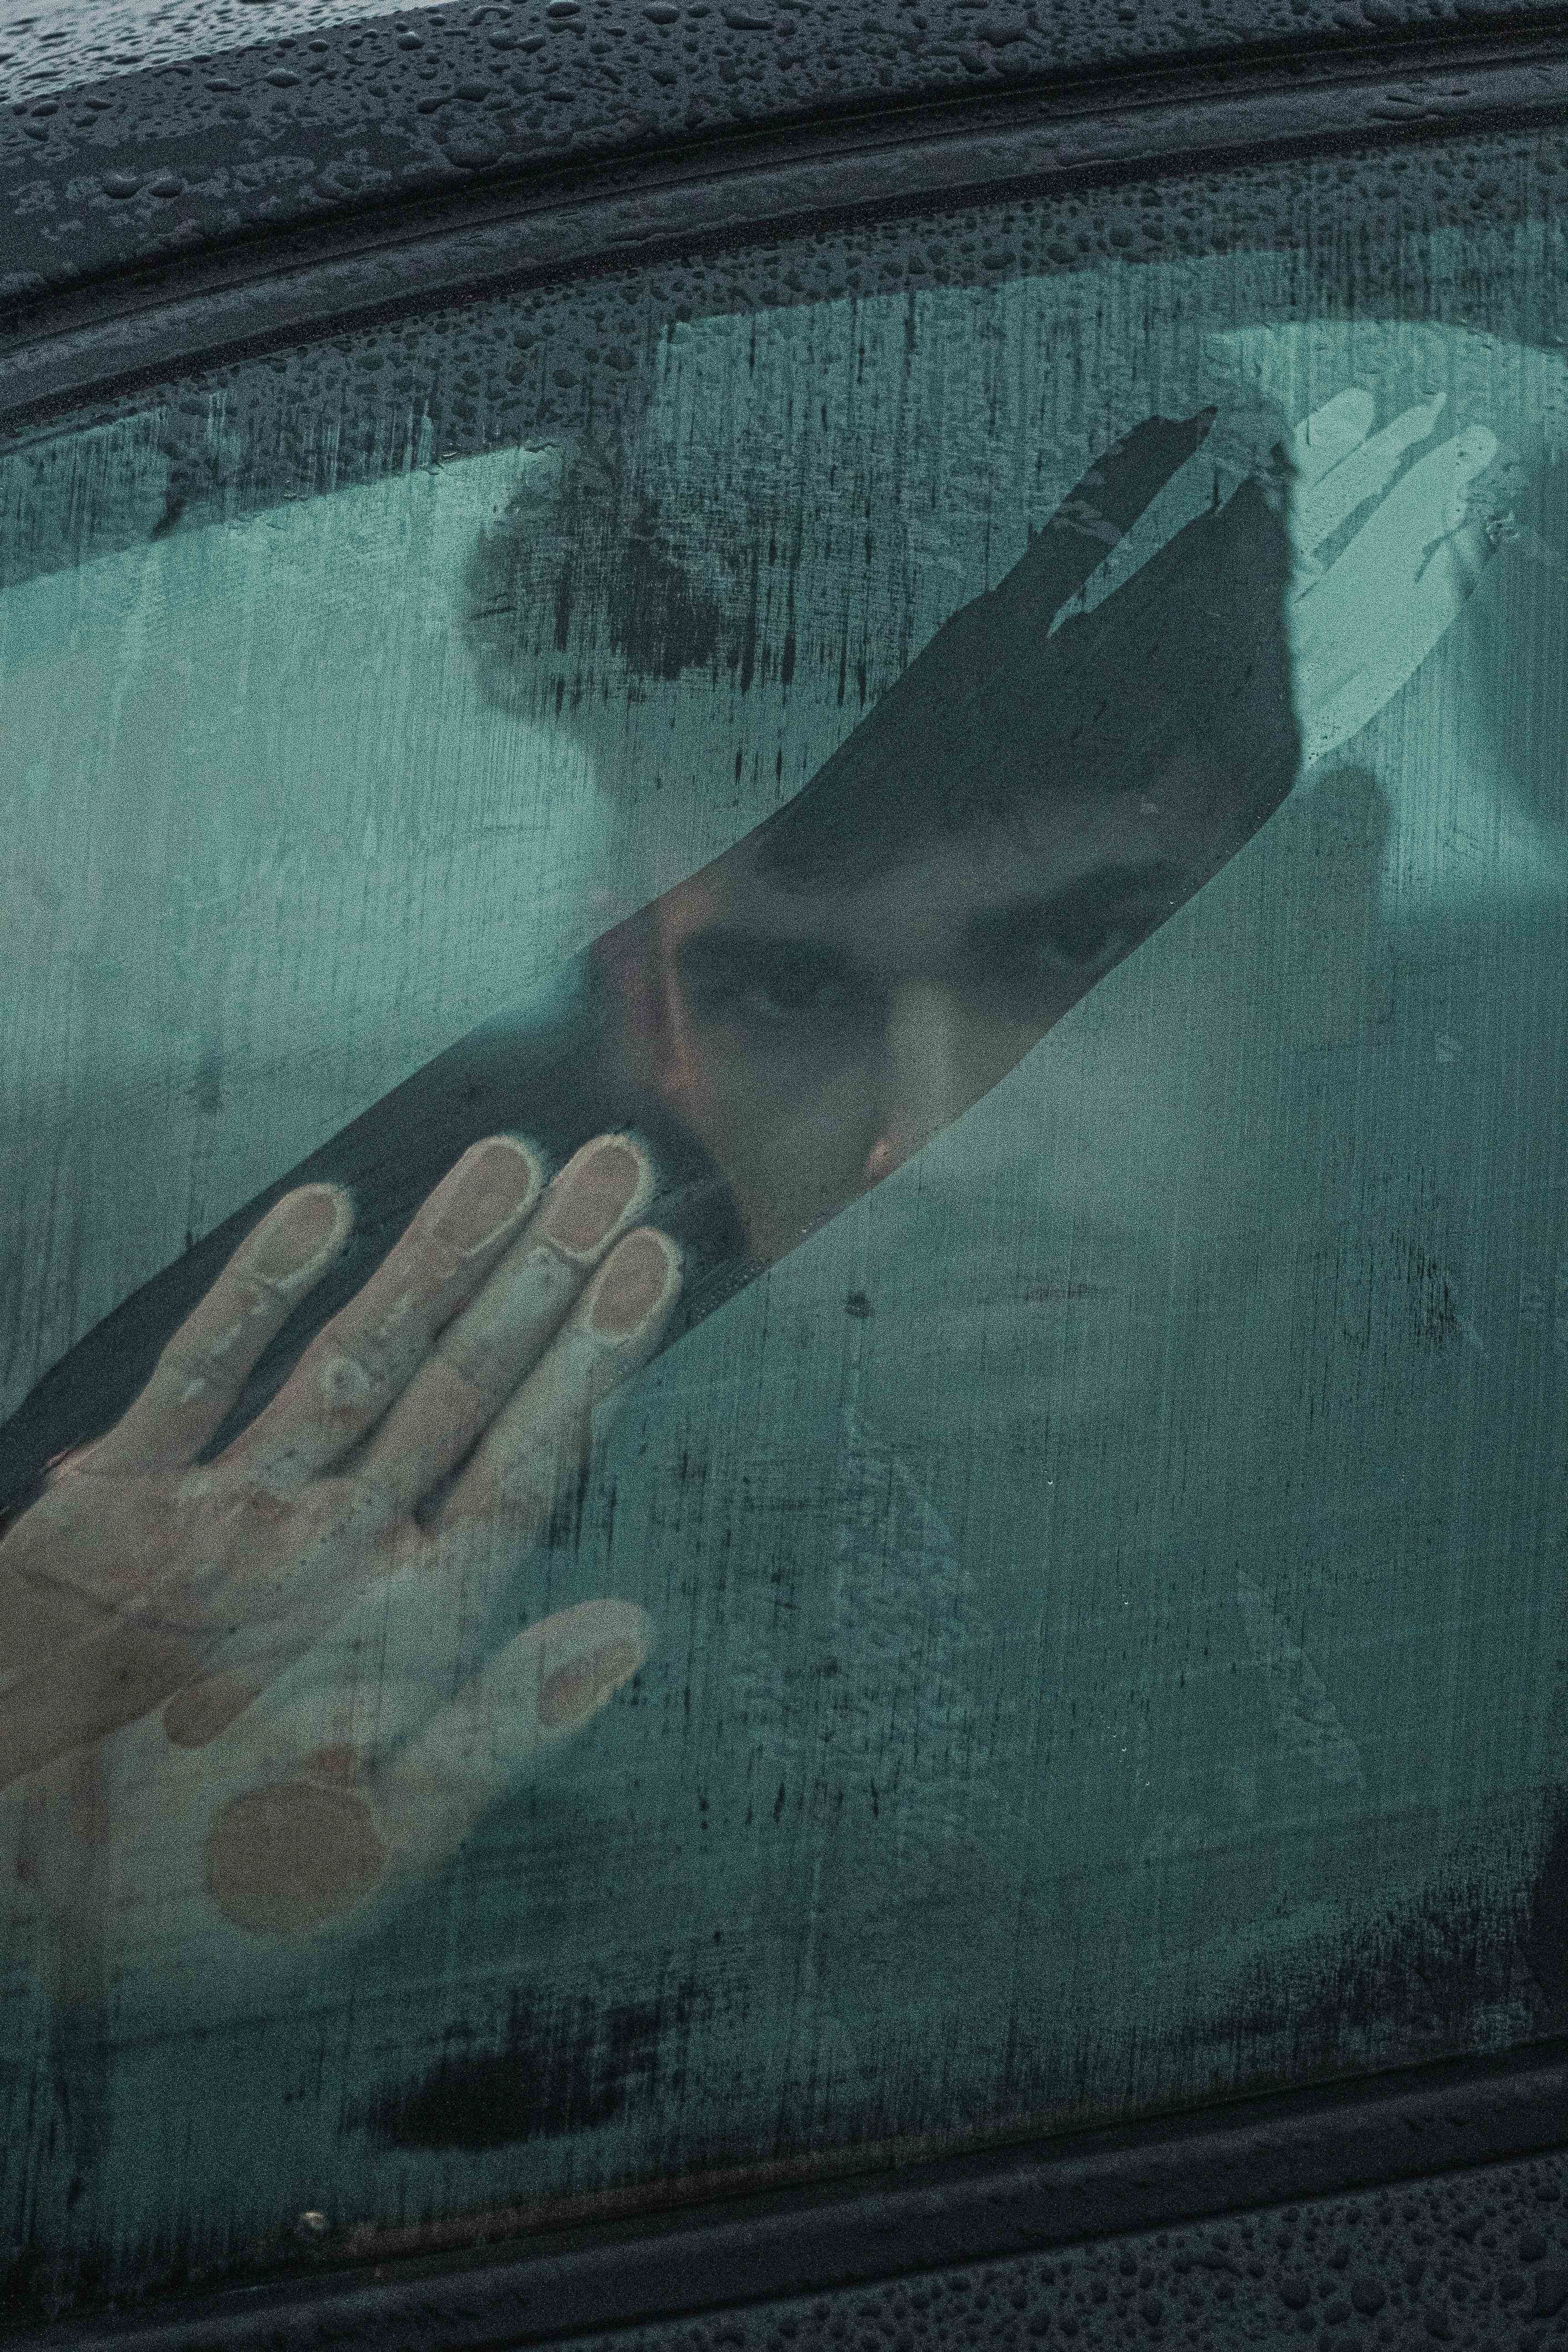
[0,134,1565,2311]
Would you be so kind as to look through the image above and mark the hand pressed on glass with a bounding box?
[0,1131,679,1957]
[9,400,1495,1510]
[0,397,1501,1993]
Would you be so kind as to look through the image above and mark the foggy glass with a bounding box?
[1,177,1565,2303]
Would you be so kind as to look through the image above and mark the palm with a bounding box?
[0,1130,678,2010]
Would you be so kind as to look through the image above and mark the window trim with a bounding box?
[5,2036,1566,2346]
[4,12,1568,2338]
[3,22,1568,441]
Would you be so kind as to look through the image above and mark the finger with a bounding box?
[72,1187,354,1475]
[163,1669,282,1754]
[1298,518,1493,766]
[434,1226,682,1536]
[219,1133,546,1490]
[198,1599,652,1936]
[346,1135,661,1515]
[1288,386,1375,487]
[1291,393,1447,562]
[158,1142,662,1754]
[1291,426,1498,754]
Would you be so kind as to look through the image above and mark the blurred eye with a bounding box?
[676,932,878,1038]
[958,886,1177,1021]
[1005,904,1166,987]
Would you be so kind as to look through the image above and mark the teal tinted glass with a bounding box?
[1,138,1565,2312]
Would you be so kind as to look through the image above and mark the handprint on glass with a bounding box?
[0,391,1507,2008]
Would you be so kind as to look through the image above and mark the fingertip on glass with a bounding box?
[534,1132,652,1258]
[248,1184,354,1287]
[203,1780,387,1935]
[537,1637,646,1730]
[588,1227,682,1339]
[433,1133,547,1258]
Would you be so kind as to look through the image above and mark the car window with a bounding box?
[2,134,1566,2314]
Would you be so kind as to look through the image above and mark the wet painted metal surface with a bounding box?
[4,0,1568,317]
[2,2046,1565,2344]
[0,0,1566,2342]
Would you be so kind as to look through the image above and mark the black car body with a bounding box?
[2,2,1567,2343]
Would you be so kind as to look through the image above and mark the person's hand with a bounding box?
[1285,385,1500,764]
[0,1132,680,2012]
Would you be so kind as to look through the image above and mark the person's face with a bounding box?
[618,750,1267,1262]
